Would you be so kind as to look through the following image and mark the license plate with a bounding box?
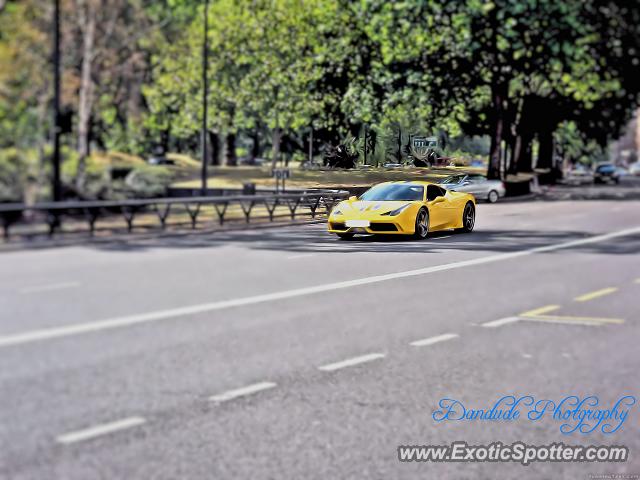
[346,220,370,228]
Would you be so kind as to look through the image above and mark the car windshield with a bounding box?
[440,175,464,185]
[359,184,424,201]
[469,175,486,182]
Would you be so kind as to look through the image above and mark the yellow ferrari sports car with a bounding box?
[328,181,476,239]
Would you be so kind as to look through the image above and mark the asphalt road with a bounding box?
[0,199,639,479]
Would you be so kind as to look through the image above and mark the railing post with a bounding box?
[185,203,201,229]
[214,202,228,225]
[1,216,9,240]
[240,201,255,223]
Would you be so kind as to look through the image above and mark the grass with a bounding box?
[88,152,531,191]
[172,164,490,190]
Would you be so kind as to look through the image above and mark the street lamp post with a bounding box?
[201,0,210,194]
[52,0,62,201]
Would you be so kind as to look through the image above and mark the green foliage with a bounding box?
[123,165,173,198]
[1,0,640,191]
[0,148,37,201]
[555,121,606,166]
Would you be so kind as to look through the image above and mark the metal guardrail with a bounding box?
[0,190,349,239]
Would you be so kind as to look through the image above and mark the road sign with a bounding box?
[271,168,291,180]
[272,168,291,192]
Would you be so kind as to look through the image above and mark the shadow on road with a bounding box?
[7,223,637,258]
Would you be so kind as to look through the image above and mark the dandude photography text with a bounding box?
[431,395,637,434]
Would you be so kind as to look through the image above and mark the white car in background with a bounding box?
[440,174,506,203]
[564,168,594,185]
[629,162,640,176]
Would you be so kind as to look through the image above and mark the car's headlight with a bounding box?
[381,204,410,216]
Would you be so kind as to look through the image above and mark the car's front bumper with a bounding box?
[327,219,411,235]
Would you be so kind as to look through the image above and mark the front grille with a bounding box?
[369,223,398,232]
[330,222,348,231]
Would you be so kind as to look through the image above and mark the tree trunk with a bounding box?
[488,81,508,180]
[537,129,554,169]
[509,134,521,175]
[271,127,281,169]
[225,132,237,166]
[208,130,220,166]
[76,1,97,193]
[251,127,260,161]
[160,127,170,154]
[519,133,534,173]
[511,129,534,173]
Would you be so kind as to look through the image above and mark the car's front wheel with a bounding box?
[487,190,499,203]
[456,202,475,233]
[413,208,429,239]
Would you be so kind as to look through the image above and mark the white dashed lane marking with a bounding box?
[56,417,146,445]
[209,382,277,403]
[19,282,80,294]
[318,353,385,372]
[481,317,520,328]
[410,333,458,347]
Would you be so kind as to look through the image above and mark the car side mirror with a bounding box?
[348,196,358,201]
[431,196,445,204]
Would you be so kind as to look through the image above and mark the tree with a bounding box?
[365,0,640,179]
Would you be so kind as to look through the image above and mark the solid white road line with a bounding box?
[19,282,80,294]
[286,253,316,260]
[2,226,639,348]
[56,417,146,445]
[209,381,277,403]
[410,333,459,347]
[318,353,385,372]
[481,317,520,328]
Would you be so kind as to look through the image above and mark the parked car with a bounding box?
[594,163,620,184]
[147,156,175,166]
[564,169,594,185]
[629,162,640,176]
[439,174,506,203]
[238,156,266,166]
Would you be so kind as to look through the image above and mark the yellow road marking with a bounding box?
[522,314,624,326]
[574,287,618,302]
[519,305,560,317]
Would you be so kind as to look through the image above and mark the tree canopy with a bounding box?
[0,0,639,197]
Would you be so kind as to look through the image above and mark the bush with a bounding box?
[0,148,38,202]
[324,140,359,169]
[60,149,114,199]
[122,165,172,198]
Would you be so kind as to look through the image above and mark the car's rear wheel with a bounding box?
[413,208,429,239]
[456,202,475,233]
[487,190,499,203]
[336,232,354,240]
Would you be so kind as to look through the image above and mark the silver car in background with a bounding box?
[439,174,506,203]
